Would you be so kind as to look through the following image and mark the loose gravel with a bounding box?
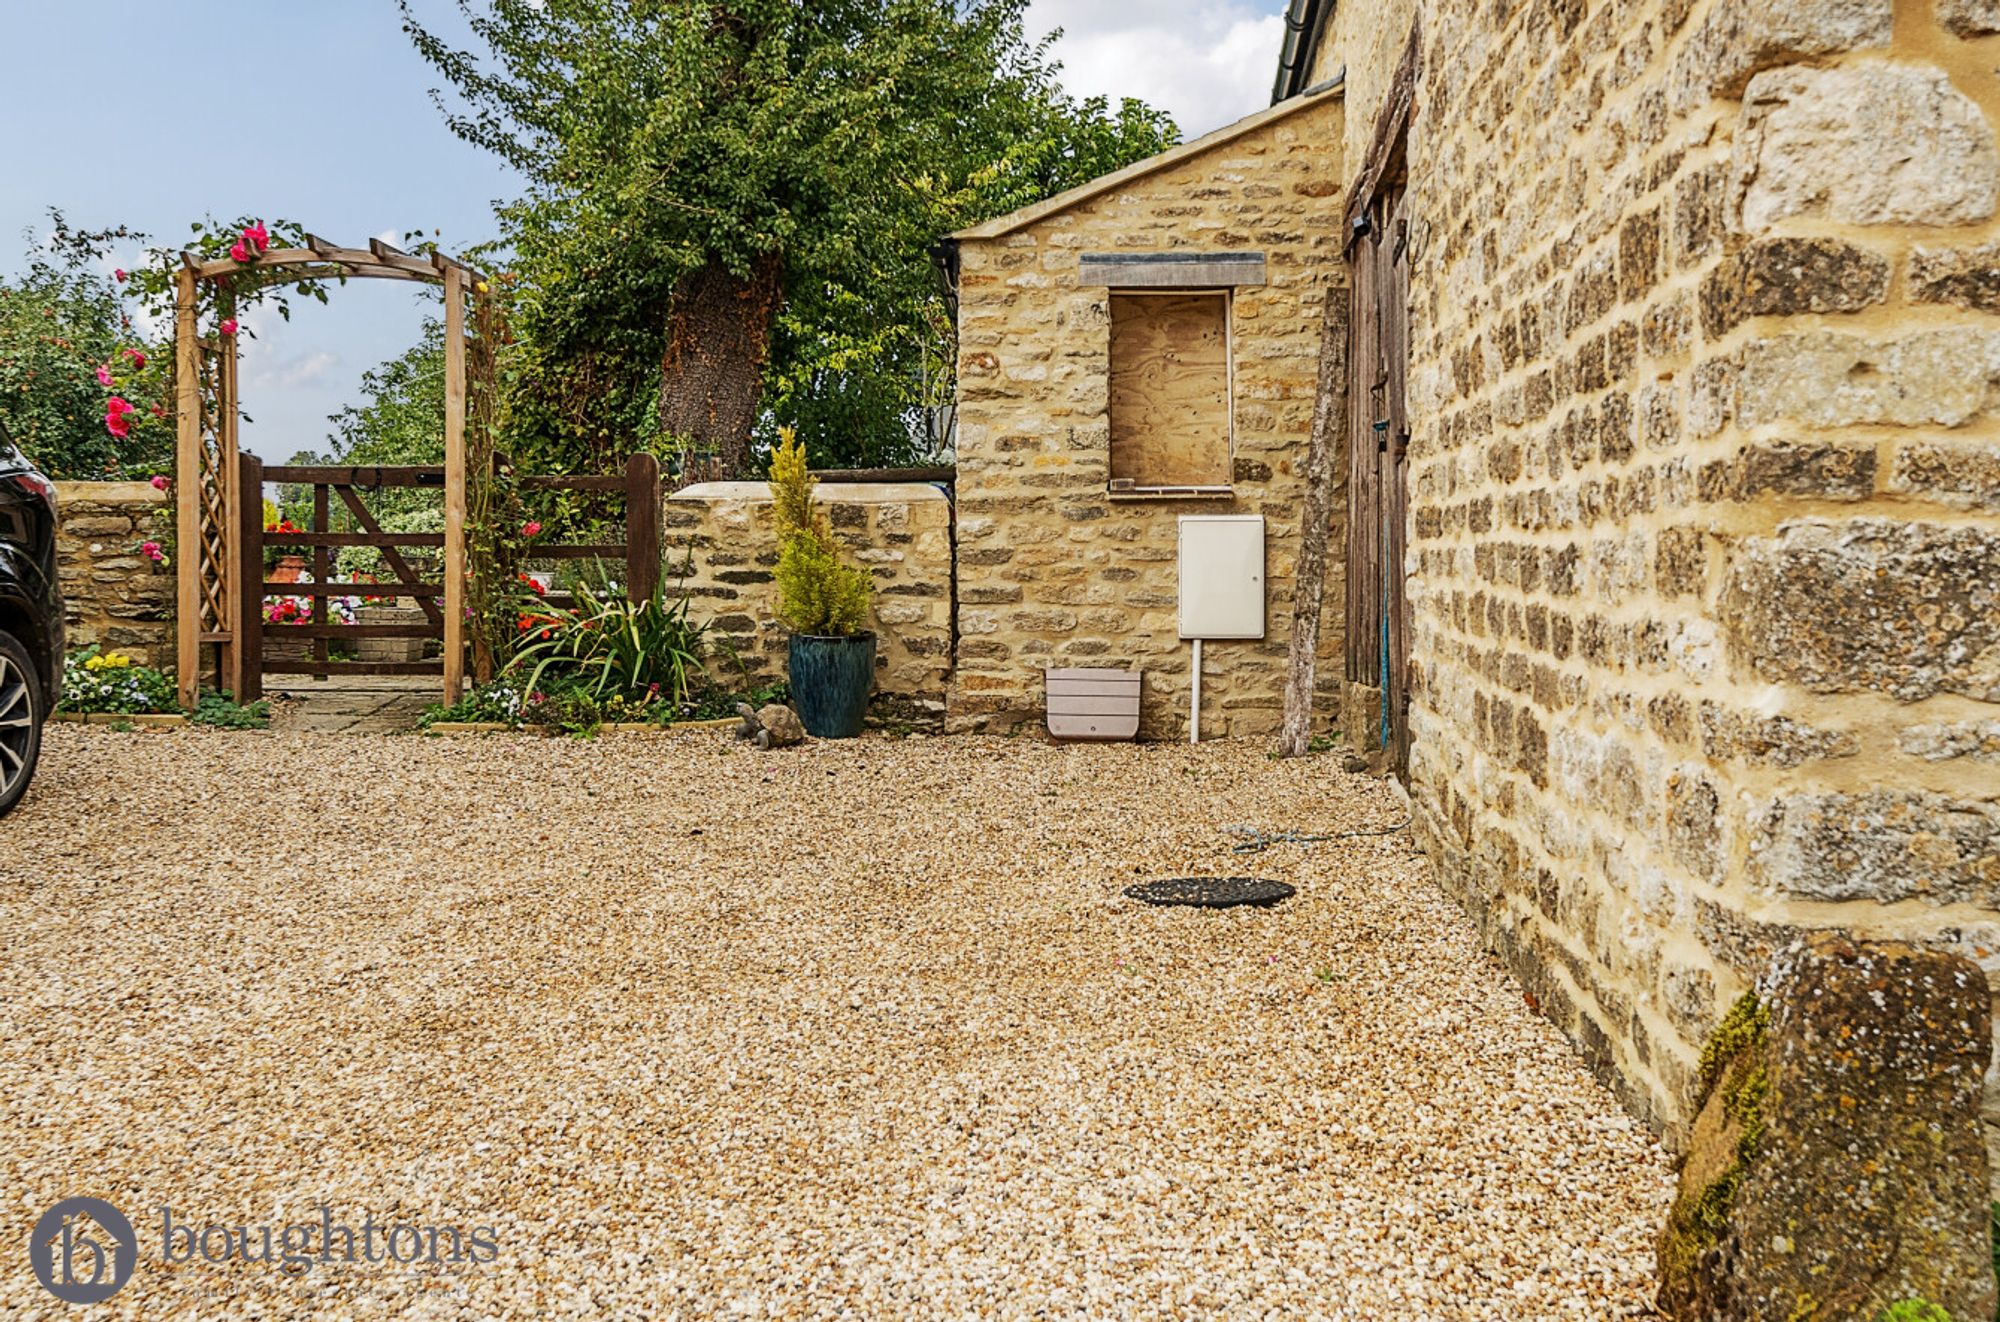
[1,727,1672,1319]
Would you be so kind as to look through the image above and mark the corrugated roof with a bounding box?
[950,81,1345,241]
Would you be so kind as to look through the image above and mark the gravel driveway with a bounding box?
[2,727,1670,1319]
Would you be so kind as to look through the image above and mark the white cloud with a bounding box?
[1027,0,1286,137]
[244,348,340,393]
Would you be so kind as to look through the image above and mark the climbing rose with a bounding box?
[106,396,134,418]
[522,521,542,537]
[124,348,146,368]
[230,241,250,263]
[106,414,130,439]
[113,268,127,282]
[141,541,163,562]
[150,475,170,491]
[220,319,238,336]
[244,222,270,254]
[95,364,113,387]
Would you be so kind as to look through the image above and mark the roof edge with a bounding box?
[950,78,1346,242]
[1273,0,1335,104]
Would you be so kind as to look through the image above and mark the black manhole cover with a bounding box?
[1124,877,1296,908]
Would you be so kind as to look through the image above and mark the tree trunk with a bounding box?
[1279,284,1350,757]
[659,252,784,476]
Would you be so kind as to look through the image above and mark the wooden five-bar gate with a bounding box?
[231,455,663,704]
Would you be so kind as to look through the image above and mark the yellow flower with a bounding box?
[85,652,132,672]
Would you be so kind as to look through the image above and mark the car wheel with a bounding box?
[0,629,45,818]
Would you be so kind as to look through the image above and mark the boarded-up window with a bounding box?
[1108,292,1232,489]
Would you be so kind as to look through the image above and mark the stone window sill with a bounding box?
[1107,485,1235,502]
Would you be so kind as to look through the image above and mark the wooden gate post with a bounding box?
[441,265,468,704]
[625,452,662,604]
[234,453,265,703]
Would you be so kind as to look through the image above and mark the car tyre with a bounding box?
[0,629,45,818]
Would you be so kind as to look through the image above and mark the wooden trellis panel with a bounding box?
[175,271,240,708]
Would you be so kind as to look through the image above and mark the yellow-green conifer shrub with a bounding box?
[768,428,873,637]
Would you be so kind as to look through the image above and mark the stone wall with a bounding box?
[54,481,174,669]
[664,482,953,720]
[949,94,1347,740]
[1313,0,2000,1156]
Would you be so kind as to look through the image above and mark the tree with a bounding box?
[0,216,171,480]
[404,0,1176,474]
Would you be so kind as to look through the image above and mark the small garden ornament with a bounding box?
[735,702,805,749]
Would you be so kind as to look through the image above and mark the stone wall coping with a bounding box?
[671,481,947,505]
[55,480,167,505]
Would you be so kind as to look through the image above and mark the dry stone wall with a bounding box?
[665,482,952,720]
[950,95,1347,740]
[1314,0,2000,1157]
[54,481,173,669]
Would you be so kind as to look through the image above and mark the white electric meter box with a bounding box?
[1178,515,1266,639]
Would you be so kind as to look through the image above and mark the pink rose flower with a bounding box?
[114,268,127,282]
[522,521,543,537]
[230,241,250,263]
[124,348,146,369]
[95,364,113,387]
[244,222,270,254]
[150,475,171,491]
[107,415,130,439]
[141,541,163,561]
[220,319,238,336]
[106,396,134,417]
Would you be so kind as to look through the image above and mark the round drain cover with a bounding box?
[1124,877,1295,908]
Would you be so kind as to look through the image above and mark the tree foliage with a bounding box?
[404,0,1177,472]
[0,216,171,479]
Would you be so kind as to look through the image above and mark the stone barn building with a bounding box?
[945,90,1348,740]
[949,0,2000,1176]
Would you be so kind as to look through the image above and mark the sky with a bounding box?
[0,0,1287,464]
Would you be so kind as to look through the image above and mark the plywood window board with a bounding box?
[1108,291,1233,491]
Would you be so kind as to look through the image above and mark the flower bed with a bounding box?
[56,646,269,728]
[59,648,178,715]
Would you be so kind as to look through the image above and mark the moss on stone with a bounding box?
[1661,993,1774,1290]
[1699,991,1770,1101]
[1873,1300,1954,1322]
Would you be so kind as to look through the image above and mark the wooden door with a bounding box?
[1382,188,1412,779]
[1344,184,1412,780]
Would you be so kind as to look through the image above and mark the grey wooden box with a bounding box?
[1045,667,1141,742]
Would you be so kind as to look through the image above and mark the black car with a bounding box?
[0,420,62,816]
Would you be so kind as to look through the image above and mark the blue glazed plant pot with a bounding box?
[787,632,876,738]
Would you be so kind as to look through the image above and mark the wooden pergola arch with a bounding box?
[173,234,481,708]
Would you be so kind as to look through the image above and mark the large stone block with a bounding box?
[1671,0,1892,110]
[1699,238,1887,334]
[1723,519,2000,701]
[1739,329,2000,430]
[1748,789,2000,906]
[1736,65,2000,232]
[1941,0,2000,35]
[1889,439,2000,509]
[1911,240,2000,313]
[1657,937,1994,1320]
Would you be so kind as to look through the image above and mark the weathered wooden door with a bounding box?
[1344,183,1413,780]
